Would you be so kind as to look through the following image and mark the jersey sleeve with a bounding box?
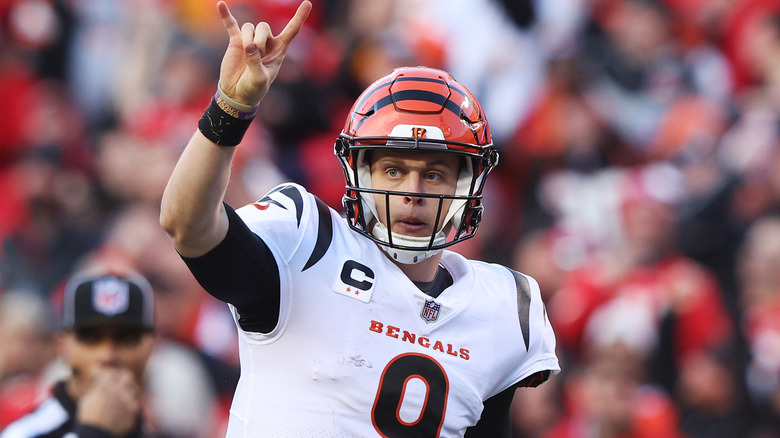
[181,203,281,333]
[232,183,336,338]
[181,183,321,334]
[508,270,560,388]
[234,183,316,265]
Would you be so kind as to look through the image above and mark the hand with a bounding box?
[77,368,142,435]
[216,0,312,107]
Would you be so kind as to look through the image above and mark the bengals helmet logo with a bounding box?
[411,127,428,139]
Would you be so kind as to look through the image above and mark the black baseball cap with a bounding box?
[61,269,155,331]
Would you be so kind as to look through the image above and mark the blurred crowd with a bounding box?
[2,0,780,436]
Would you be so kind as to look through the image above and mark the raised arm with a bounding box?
[160,1,311,257]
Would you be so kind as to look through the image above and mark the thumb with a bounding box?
[245,22,272,75]
[244,41,262,67]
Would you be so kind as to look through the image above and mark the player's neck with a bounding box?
[392,252,443,283]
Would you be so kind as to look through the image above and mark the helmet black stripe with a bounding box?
[353,75,451,113]
[354,89,463,132]
[397,75,474,109]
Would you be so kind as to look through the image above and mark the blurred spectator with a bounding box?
[0,293,56,429]
[579,0,731,150]
[548,164,734,389]
[511,372,563,438]
[737,215,780,435]
[540,344,685,438]
[718,10,780,230]
[675,348,753,438]
[0,113,102,298]
[719,0,780,92]
[647,95,743,310]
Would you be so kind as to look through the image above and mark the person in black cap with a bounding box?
[0,268,156,438]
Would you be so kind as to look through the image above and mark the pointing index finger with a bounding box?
[277,0,312,46]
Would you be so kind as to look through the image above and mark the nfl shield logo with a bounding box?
[92,278,130,316]
[420,299,441,323]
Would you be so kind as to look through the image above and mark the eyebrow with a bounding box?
[376,156,457,169]
[427,159,458,168]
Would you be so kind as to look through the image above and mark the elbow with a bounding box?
[159,197,192,247]
[159,200,226,257]
[159,207,197,255]
[159,205,181,243]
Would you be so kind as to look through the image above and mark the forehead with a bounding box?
[369,149,460,169]
[69,325,149,339]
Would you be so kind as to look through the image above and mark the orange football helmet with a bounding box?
[335,66,498,263]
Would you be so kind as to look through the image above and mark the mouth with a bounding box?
[392,217,429,235]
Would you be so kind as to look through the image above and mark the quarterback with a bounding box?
[160,1,559,437]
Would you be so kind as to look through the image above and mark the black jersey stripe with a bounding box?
[257,184,305,227]
[510,269,532,351]
[302,196,333,271]
[278,185,304,227]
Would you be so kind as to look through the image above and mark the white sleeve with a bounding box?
[235,183,315,266]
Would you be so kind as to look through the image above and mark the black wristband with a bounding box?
[198,97,255,147]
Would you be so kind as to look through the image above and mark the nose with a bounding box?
[402,175,425,205]
[93,339,122,366]
[403,194,424,205]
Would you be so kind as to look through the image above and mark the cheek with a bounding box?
[441,198,454,214]
[120,340,154,376]
[63,342,90,367]
[372,192,388,221]
[369,166,391,191]
[65,345,104,382]
[436,200,455,230]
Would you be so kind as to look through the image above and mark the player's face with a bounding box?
[60,326,155,389]
[369,150,460,237]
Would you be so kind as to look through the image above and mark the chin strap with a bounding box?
[371,222,445,264]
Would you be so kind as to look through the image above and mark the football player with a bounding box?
[160,1,559,437]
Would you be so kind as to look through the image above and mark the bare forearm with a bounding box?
[160,0,310,257]
[160,130,235,257]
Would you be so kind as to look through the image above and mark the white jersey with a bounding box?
[225,183,559,438]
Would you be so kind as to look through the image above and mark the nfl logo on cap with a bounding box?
[92,277,130,316]
[421,299,440,323]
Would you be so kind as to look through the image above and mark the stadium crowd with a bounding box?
[2,0,780,436]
